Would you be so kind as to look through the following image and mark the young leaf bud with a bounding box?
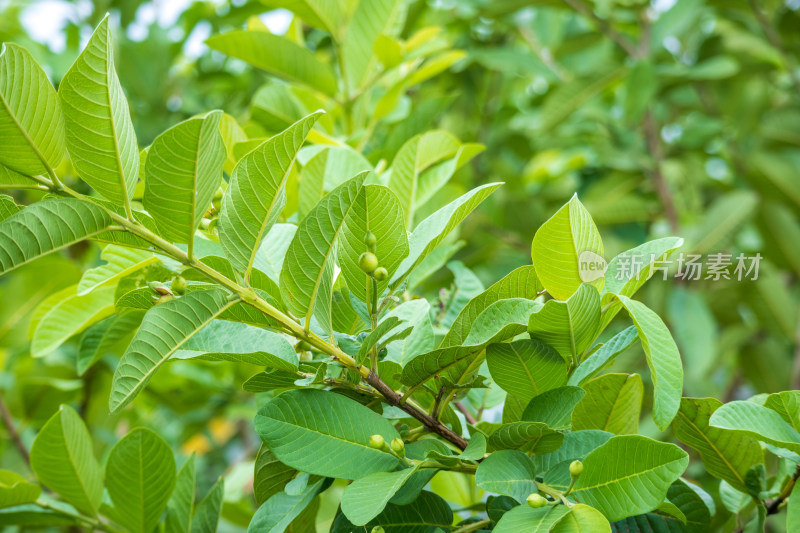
[369,434,386,450]
[373,266,388,281]
[155,294,174,305]
[390,438,405,457]
[527,493,547,508]
[569,460,584,478]
[148,281,172,296]
[359,252,378,274]
[172,276,187,295]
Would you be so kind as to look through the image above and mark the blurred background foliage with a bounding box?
[1,0,799,530]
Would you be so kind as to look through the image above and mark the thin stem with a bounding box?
[452,518,491,533]
[454,401,478,425]
[0,183,48,191]
[766,464,800,515]
[0,391,29,467]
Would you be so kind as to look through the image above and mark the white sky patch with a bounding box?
[259,9,292,34]
[19,0,91,52]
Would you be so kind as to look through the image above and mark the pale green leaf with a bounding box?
[31,283,115,358]
[109,288,236,413]
[441,265,542,348]
[486,339,567,403]
[143,111,226,247]
[299,146,372,216]
[261,0,352,37]
[493,501,571,533]
[249,477,323,533]
[191,477,224,533]
[0,198,112,275]
[528,283,600,364]
[30,405,103,517]
[0,43,65,175]
[338,184,409,302]
[617,295,683,430]
[279,172,366,330]
[165,455,196,533]
[77,309,144,375]
[253,223,296,283]
[531,194,604,300]
[788,476,800,532]
[58,16,139,206]
[0,471,41,509]
[571,435,689,522]
[672,397,763,493]
[255,389,400,479]
[390,182,501,288]
[341,0,405,92]
[487,422,565,454]
[174,319,298,371]
[709,400,800,454]
[341,468,419,525]
[476,450,537,504]
[0,194,21,221]
[572,374,643,434]
[77,245,158,296]
[106,428,176,533]
[553,504,610,533]
[207,31,337,96]
[568,326,638,386]
[219,112,321,275]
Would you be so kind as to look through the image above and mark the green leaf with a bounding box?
[568,326,638,386]
[255,389,400,479]
[143,111,226,247]
[261,0,348,37]
[77,245,158,296]
[279,172,367,330]
[616,295,683,430]
[487,339,567,404]
[788,476,800,532]
[0,43,65,175]
[0,198,112,275]
[341,467,419,525]
[253,223,296,283]
[165,455,196,533]
[487,422,565,454]
[528,283,601,364]
[341,0,405,92]
[249,477,324,533]
[476,450,537,504]
[571,435,689,522]
[572,374,643,435]
[338,184,409,302]
[387,131,461,227]
[106,428,177,533]
[254,445,297,506]
[174,320,298,371]
[331,490,453,533]
[190,477,224,533]
[494,504,571,533]
[522,386,585,429]
[672,397,763,492]
[536,430,612,475]
[109,288,236,413]
[207,31,337,96]
[0,471,41,509]
[58,16,138,206]
[531,194,604,300]
[603,237,683,299]
[29,405,103,517]
[31,283,116,358]
[709,400,800,454]
[298,146,372,218]
[553,504,610,533]
[244,370,304,392]
[0,194,21,221]
[219,112,321,275]
[390,182,501,288]
[442,265,542,348]
[77,309,144,375]
[402,299,541,390]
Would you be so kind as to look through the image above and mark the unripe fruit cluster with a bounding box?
[358,232,389,281]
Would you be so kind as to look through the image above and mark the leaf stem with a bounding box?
[452,518,491,533]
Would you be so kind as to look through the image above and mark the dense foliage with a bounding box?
[1,0,799,532]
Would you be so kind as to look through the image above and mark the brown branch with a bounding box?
[455,401,478,425]
[563,0,639,57]
[748,0,800,99]
[643,110,680,232]
[766,464,800,515]
[365,372,468,450]
[0,391,29,467]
